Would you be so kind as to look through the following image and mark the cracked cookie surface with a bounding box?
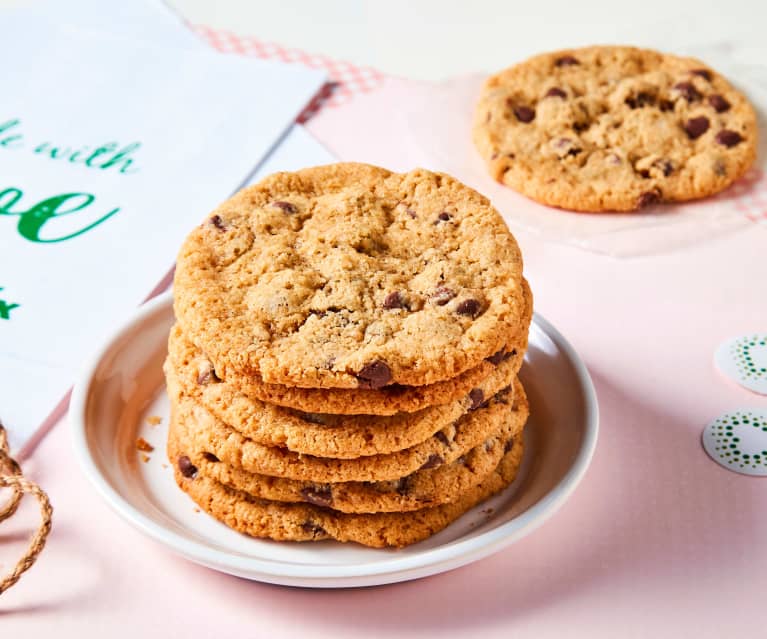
[173,163,527,388]
[473,46,757,212]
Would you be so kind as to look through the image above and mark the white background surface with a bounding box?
[169,0,766,81]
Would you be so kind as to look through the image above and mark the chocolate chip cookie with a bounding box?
[167,379,528,514]
[474,46,758,211]
[171,432,525,548]
[173,163,527,388]
[166,324,520,458]
[173,278,531,416]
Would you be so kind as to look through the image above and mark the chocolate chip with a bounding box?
[659,99,675,112]
[691,68,712,81]
[355,360,392,389]
[715,130,743,147]
[714,159,727,176]
[419,454,444,470]
[504,439,515,454]
[708,94,731,113]
[572,122,589,133]
[637,190,661,209]
[406,208,417,219]
[655,159,674,177]
[493,386,512,405]
[297,412,327,424]
[625,92,655,109]
[209,215,226,231]
[484,439,496,452]
[638,169,650,179]
[382,291,407,310]
[300,521,326,537]
[300,486,333,508]
[436,211,452,222]
[468,388,485,411]
[607,153,622,166]
[271,201,297,214]
[486,348,511,365]
[396,476,414,495]
[178,455,198,479]
[456,455,467,466]
[513,105,535,123]
[202,452,220,463]
[683,116,710,140]
[431,286,456,306]
[456,298,482,317]
[435,431,450,446]
[673,82,701,102]
[555,55,579,67]
[545,87,567,99]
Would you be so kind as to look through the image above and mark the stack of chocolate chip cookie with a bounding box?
[164,163,532,548]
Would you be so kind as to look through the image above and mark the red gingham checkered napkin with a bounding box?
[193,25,385,123]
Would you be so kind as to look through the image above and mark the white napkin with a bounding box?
[0,6,330,454]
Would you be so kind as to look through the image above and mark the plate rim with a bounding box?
[70,291,599,587]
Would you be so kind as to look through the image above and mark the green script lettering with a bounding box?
[0,187,120,243]
[0,119,23,149]
[0,288,19,320]
[34,140,141,174]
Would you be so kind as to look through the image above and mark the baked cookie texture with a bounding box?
[167,380,528,515]
[171,437,525,548]
[165,163,533,548]
[473,45,758,212]
[167,375,519,483]
[166,326,521,458]
[169,278,531,417]
[173,163,527,388]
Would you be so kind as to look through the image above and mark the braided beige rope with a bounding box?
[0,423,53,595]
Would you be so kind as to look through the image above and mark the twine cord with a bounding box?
[0,423,53,595]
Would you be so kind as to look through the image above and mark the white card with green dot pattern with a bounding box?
[703,409,767,476]
[715,334,767,395]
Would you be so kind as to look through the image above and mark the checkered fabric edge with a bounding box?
[193,24,386,122]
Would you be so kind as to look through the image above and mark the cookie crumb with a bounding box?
[140,454,151,463]
[146,415,162,426]
[136,437,154,452]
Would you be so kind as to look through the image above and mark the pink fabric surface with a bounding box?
[3,76,767,636]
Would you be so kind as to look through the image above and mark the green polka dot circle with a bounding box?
[702,408,767,476]
[715,334,767,395]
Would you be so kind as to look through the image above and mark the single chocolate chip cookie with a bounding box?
[173,163,527,388]
[474,46,757,211]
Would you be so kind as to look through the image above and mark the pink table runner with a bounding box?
[3,27,766,637]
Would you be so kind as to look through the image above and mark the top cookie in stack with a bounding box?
[167,163,532,547]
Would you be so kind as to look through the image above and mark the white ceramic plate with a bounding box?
[70,291,598,588]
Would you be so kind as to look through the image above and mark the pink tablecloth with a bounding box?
[2,77,766,637]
